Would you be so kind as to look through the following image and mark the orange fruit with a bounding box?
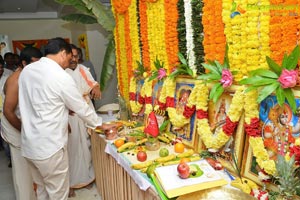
[114,139,125,148]
[180,157,191,163]
[174,143,185,153]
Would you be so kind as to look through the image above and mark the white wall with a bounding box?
[0,19,118,108]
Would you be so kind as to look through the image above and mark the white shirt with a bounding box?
[19,57,102,160]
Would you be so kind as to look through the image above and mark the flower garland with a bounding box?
[202,0,226,63]
[244,89,276,175]
[139,0,151,68]
[196,84,245,149]
[112,0,131,14]
[142,77,154,115]
[191,0,205,73]
[128,0,141,75]
[183,0,196,73]
[177,0,187,58]
[146,0,169,71]
[164,0,180,74]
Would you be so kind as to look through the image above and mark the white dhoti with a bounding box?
[68,114,95,188]
[1,115,36,200]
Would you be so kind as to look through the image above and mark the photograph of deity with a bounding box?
[207,91,246,172]
[242,95,300,185]
[152,81,166,128]
[0,35,11,57]
[170,78,197,148]
[131,79,146,124]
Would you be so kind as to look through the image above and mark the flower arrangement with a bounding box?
[240,45,300,113]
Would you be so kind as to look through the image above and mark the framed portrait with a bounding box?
[204,89,246,173]
[169,77,198,149]
[242,94,300,188]
[0,34,12,57]
[152,80,168,128]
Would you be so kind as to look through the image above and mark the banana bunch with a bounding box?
[154,154,176,163]
[131,160,153,170]
[230,177,258,194]
[154,109,166,116]
[176,149,194,158]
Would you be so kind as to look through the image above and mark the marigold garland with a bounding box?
[139,0,151,68]
[164,0,180,74]
[244,89,276,175]
[112,0,131,14]
[196,84,245,149]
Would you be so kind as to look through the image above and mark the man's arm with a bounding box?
[3,74,21,131]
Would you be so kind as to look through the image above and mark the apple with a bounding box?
[177,162,190,179]
[137,151,147,162]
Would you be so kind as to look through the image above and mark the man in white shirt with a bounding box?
[1,46,42,200]
[65,44,100,196]
[18,37,112,200]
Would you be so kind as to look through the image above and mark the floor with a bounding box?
[0,148,102,200]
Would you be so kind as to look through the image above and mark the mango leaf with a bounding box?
[244,85,258,93]
[212,85,224,103]
[239,76,272,85]
[209,83,222,100]
[201,63,220,75]
[197,73,222,81]
[223,43,230,69]
[281,53,289,69]
[257,82,280,103]
[61,14,97,24]
[214,60,224,73]
[275,87,285,107]
[266,56,281,75]
[178,52,187,66]
[283,89,297,113]
[148,71,158,82]
[186,68,194,76]
[249,69,279,79]
[251,78,277,87]
[283,45,300,70]
[100,38,115,91]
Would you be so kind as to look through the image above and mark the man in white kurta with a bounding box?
[18,38,111,200]
[65,44,101,193]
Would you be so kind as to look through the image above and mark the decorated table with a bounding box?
[90,131,161,200]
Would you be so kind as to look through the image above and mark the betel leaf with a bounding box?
[276,87,285,107]
[283,88,297,113]
[283,45,300,70]
[266,56,282,75]
[249,68,279,79]
[201,63,220,75]
[257,82,280,103]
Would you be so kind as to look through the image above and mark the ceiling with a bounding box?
[0,0,110,20]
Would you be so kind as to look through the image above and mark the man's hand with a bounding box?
[90,84,101,100]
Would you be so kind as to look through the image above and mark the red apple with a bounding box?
[177,162,190,179]
[137,151,147,162]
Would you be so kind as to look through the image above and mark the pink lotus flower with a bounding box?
[158,68,166,80]
[220,69,233,88]
[278,69,297,88]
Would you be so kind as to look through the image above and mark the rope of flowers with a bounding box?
[127,0,141,78]
[145,0,169,71]
[164,0,180,74]
[111,0,131,14]
[202,0,226,63]
[244,89,276,176]
[183,0,196,73]
[139,0,151,68]
[177,0,187,59]
[124,12,134,79]
[196,84,245,149]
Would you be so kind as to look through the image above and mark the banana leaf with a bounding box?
[257,82,280,103]
[266,56,281,75]
[61,13,97,24]
[55,0,92,14]
[100,38,115,91]
[283,88,297,113]
[81,0,115,32]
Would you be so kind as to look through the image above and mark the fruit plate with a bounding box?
[94,121,123,134]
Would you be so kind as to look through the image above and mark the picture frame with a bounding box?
[202,88,246,173]
[131,79,146,124]
[152,80,168,128]
[169,77,198,149]
[241,94,300,189]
